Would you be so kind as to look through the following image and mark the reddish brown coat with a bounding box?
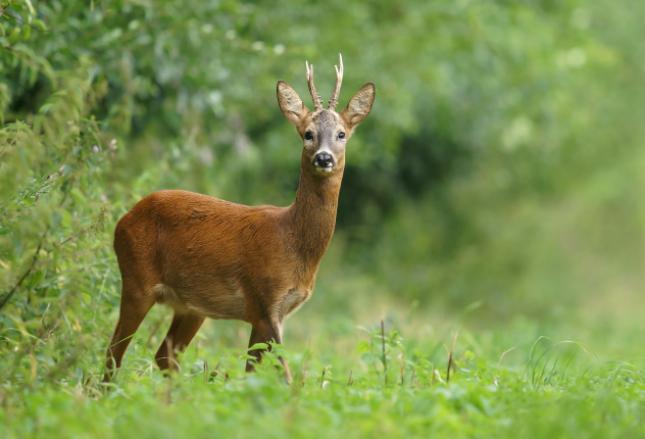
[104,57,375,381]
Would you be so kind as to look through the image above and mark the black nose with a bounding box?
[313,152,334,168]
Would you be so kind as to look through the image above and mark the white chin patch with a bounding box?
[315,165,334,173]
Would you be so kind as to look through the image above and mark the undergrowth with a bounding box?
[0,315,642,438]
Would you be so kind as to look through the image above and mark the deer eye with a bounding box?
[338,131,346,140]
[304,131,314,140]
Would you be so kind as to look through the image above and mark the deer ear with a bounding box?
[277,81,308,125]
[341,82,375,129]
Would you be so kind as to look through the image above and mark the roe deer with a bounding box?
[104,55,375,382]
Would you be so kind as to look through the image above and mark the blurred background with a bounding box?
[1,0,644,379]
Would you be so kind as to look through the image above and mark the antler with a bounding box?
[305,60,323,111]
[328,53,344,110]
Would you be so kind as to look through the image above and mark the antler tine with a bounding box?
[328,53,344,110]
[305,60,323,111]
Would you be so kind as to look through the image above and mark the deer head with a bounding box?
[276,54,376,177]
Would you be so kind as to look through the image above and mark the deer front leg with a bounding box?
[246,319,292,383]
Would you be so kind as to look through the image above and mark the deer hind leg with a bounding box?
[103,283,155,382]
[246,319,292,383]
[155,312,205,372]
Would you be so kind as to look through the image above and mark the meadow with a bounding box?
[1,1,644,437]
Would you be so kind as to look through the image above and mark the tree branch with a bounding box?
[0,229,48,311]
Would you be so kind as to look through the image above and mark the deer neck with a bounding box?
[288,154,344,266]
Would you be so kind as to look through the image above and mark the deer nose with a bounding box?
[313,152,334,168]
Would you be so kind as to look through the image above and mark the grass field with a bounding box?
[1,268,643,439]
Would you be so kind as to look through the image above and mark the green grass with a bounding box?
[1,303,642,439]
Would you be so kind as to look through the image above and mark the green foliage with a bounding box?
[0,318,643,438]
[1,0,644,436]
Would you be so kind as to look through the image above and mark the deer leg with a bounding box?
[155,313,205,371]
[104,292,154,382]
[246,319,292,383]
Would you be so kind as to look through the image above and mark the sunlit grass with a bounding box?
[1,308,643,438]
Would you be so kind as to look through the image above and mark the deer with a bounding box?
[104,54,375,382]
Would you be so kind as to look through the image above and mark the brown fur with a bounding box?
[104,66,375,382]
